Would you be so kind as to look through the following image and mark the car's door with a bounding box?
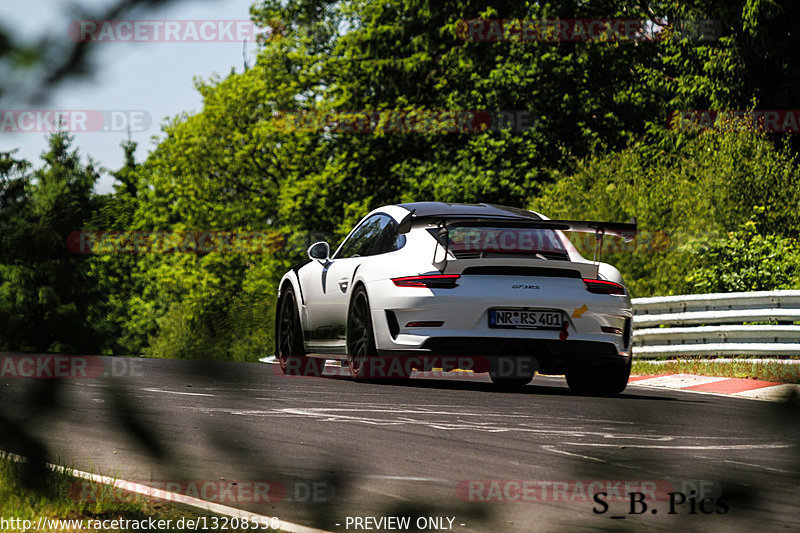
[302,214,398,353]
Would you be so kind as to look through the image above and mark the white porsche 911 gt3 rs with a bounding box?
[275,202,637,395]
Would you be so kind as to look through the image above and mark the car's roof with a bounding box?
[396,202,542,221]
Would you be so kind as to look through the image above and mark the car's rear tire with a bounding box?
[277,288,324,377]
[347,287,410,381]
[566,358,631,396]
[347,286,378,381]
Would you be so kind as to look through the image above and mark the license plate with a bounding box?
[489,309,564,330]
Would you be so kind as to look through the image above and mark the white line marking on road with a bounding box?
[193,405,778,451]
[279,407,584,433]
[541,445,607,463]
[541,445,639,471]
[358,486,414,501]
[0,450,332,533]
[141,388,214,397]
[708,457,800,475]
[563,442,793,450]
[234,407,678,442]
[363,475,449,482]
[631,374,730,389]
[721,459,800,474]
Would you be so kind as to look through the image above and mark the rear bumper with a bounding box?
[365,276,633,357]
[376,337,630,374]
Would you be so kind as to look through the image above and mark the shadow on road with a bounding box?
[2,357,799,532]
[314,370,692,403]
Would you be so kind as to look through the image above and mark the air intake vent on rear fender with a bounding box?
[461,266,581,278]
[622,317,632,348]
[385,310,400,339]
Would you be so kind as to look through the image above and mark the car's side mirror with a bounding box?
[307,241,330,261]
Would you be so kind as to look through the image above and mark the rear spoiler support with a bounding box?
[586,216,637,262]
[432,220,449,272]
[594,228,605,262]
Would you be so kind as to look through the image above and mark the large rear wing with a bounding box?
[536,219,638,261]
[397,210,638,266]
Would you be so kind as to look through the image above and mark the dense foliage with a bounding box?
[1,0,798,358]
[531,129,800,296]
[0,135,102,353]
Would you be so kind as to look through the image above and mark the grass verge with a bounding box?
[632,359,800,384]
[0,453,282,532]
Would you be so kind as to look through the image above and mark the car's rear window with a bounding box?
[429,226,569,260]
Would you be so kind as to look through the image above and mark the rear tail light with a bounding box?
[583,278,625,295]
[392,274,460,288]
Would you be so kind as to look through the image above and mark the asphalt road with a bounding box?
[1,356,799,533]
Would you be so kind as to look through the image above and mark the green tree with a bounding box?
[0,134,102,352]
[31,133,102,352]
[686,211,800,293]
[86,139,144,354]
[0,151,36,350]
[531,127,800,297]
[93,0,800,359]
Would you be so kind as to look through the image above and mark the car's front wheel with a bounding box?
[566,358,631,396]
[276,288,324,377]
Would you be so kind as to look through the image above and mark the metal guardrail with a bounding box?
[631,290,800,358]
